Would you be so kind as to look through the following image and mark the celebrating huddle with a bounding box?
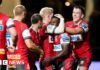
[0,0,91,70]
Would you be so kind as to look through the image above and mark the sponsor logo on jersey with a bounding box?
[61,33,70,43]
[80,23,88,32]
[53,44,62,51]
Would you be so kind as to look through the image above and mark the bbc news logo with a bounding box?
[0,60,24,65]
[0,60,8,65]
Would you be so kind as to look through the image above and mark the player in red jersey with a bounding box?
[39,6,66,70]
[28,13,43,70]
[39,7,54,70]
[11,5,44,70]
[39,7,53,26]
[65,5,92,70]
[0,0,17,70]
[42,15,76,70]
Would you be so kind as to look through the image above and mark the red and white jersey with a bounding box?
[65,20,91,57]
[39,23,48,38]
[14,20,32,70]
[14,20,31,60]
[29,29,41,60]
[39,24,54,58]
[30,29,40,46]
[0,13,14,59]
[53,33,70,55]
[28,29,42,70]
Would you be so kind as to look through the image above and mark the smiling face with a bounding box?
[72,7,83,22]
[50,16,60,26]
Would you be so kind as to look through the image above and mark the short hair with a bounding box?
[52,16,60,24]
[31,13,42,24]
[74,5,85,15]
[0,0,2,5]
[39,7,53,18]
[13,5,26,16]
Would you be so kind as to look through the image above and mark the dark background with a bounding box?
[21,0,100,61]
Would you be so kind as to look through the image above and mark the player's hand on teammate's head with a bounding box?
[54,14,64,19]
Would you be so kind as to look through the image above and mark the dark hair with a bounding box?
[0,0,2,5]
[52,16,60,23]
[74,5,85,15]
[31,13,42,24]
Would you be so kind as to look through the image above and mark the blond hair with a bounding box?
[13,5,26,16]
[39,7,53,18]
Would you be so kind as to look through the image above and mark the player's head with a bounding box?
[13,5,26,18]
[0,0,2,5]
[39,7,53,21]
[50,16,60,26]
[72,5,85,22]
[31,13,42,28]
[46,14,64,34]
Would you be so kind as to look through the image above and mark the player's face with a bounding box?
[72,8,83,22]
[48,13,53,23]
[38,21,43,28]
[22,11,26,20]
[50,18,59,26]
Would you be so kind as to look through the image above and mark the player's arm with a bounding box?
[22,29,44,56]
[51,43,70,61]
[46,14,64,34]
[51,33,71,60]
[65,27,83,34]
[6,18,18,47]
[42,33,71,66]
[65,23,89,34]
[42,44,70,67]
[54,14,64,34]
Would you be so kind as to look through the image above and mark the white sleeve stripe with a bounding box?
[24,36,32,40]
[6,18,14,27]
[22,29,31,39]
[7,24,15,29]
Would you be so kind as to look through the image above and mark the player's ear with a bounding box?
[81,14,84,18]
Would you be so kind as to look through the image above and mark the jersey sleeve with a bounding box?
[46,25,56,33]
[22,29,32,40]
[80,23,89,32]
[54,18,64,34]
[39,25,48,37]
[60,33,70,44]
[6,18,15,28]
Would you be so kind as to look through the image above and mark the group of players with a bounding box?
[0,0,92,70]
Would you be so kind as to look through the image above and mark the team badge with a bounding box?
[71,34,83,42]
[53,44,62,51]
[80,23,88,32]
[61,33,70,44]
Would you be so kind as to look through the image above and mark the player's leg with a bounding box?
[76,57,91,70]
[59,57,75,70]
